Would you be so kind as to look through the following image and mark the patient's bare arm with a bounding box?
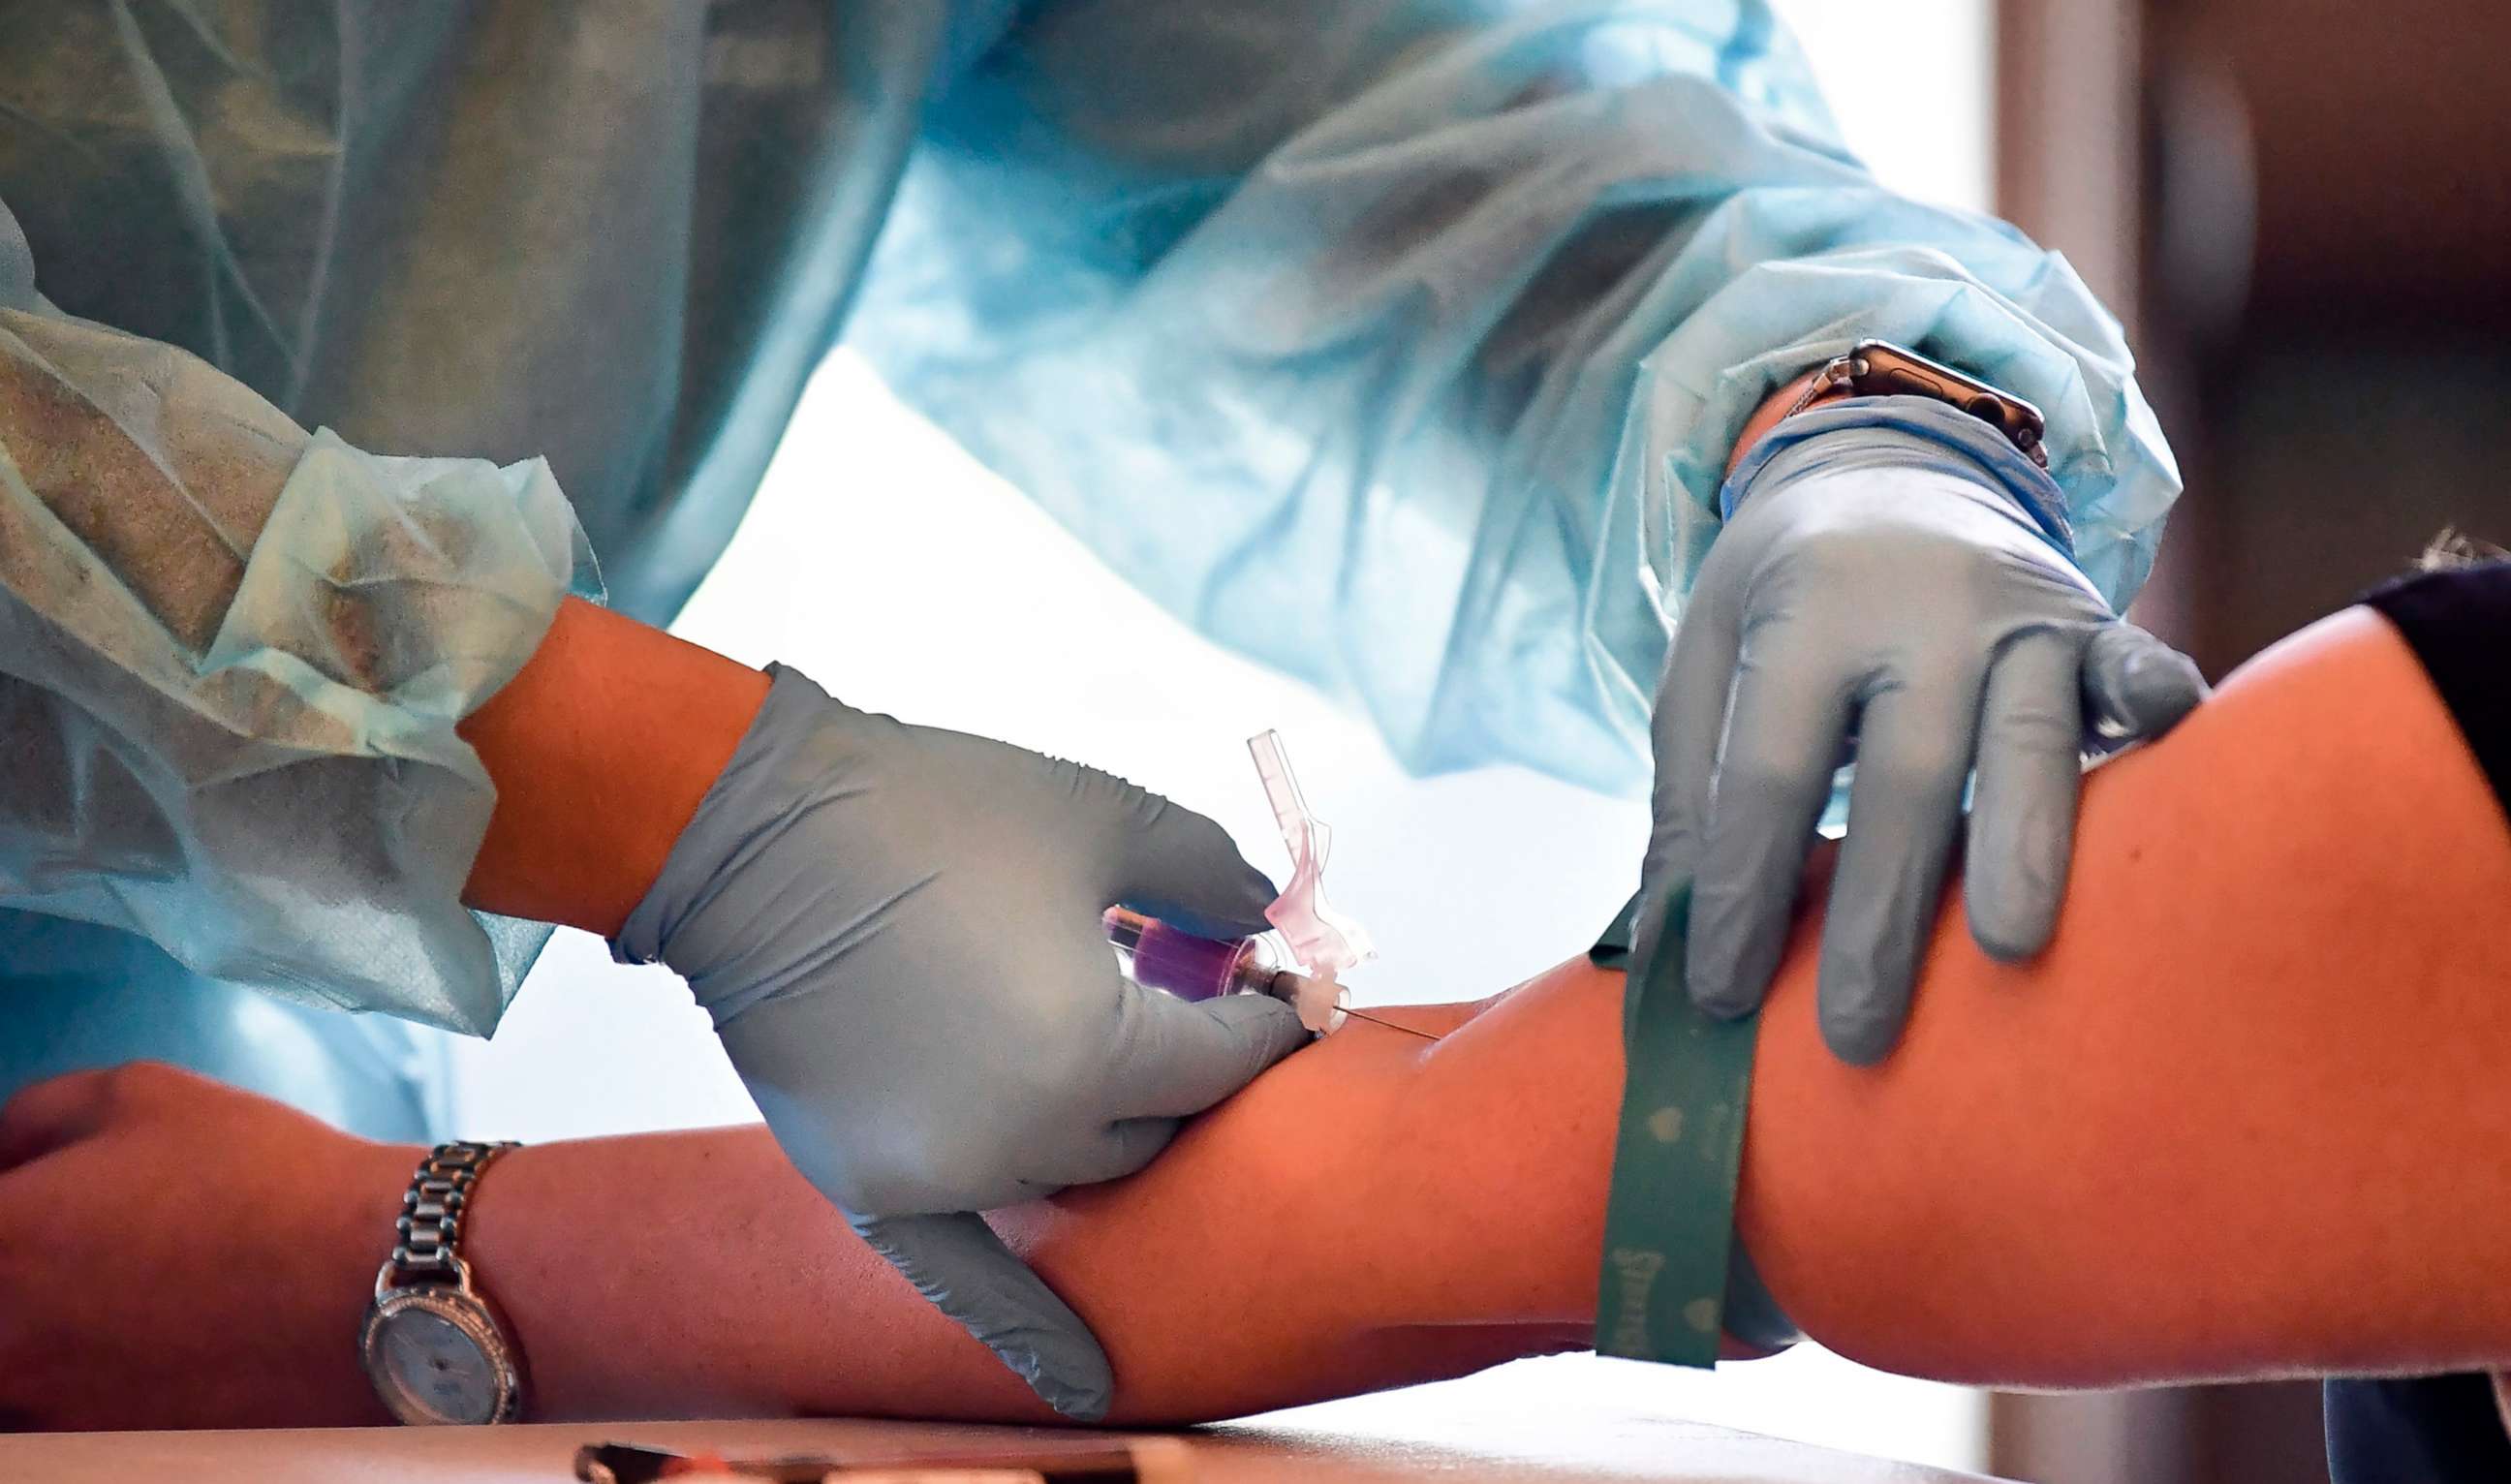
[6,604,2506,1430]
[447,605,2511,1422]
[1745,605,2511,1389]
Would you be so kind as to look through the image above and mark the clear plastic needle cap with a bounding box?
[1248,730,1375,1034]
[1247,730,1375,974]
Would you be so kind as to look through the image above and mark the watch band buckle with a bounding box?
[1778,342,2051,469]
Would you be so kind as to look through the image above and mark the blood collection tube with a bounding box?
[1100,731,1375,1036]
[1102,906,1357,1034]
[1101,907,1281,1002]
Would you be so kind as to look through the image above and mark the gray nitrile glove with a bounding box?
[1636,397,2206,1064]
[613,665,1308,1420]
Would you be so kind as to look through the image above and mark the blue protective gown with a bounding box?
[0,1,2176,1129]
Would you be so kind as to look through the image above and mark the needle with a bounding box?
[1338,1005,1439,1041]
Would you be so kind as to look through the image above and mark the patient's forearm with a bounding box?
[452,1127,1054,1422]
[450,605,2511,1422]
[450,1001,1532,1425]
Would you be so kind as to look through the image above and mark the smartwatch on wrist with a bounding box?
[1780,339,2050,468]
[359,1140,529,1425]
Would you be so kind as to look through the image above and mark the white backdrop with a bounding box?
[448,3,1997,1469]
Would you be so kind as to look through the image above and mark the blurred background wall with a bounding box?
[1993,1,2511,1479]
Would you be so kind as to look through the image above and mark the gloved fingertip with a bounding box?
[1683,941,1766,1021]
[1056,1384,1113,1425]
[1963,850,2062,963]
[1016,1345,1114,1423]
[1116,809,1281,941]
[2119,655,2207,734]
[1690,985,1763,1021]
[852,1212,1116,1421]
[1821,1005,1902,1067]
[1219,858,1288,934]
[1134,892,1276,944]
[1968,909,2055,964]
[1202,988,1314,1063]
[1816,949,1913,1066]
[1681,893,1779,1020]
[2085,626,2208,741]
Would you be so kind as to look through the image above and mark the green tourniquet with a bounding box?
[1594,883,1766,1367]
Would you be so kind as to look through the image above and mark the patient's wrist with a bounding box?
[310,1140,431,1422]
[321,1140,432,1305]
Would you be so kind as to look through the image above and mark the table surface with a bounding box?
[0,1375,2010,1484]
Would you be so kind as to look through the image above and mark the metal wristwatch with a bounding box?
[359,1140,529,1425]
[1780,339,2050,468]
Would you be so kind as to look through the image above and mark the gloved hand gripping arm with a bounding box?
[1633,395,2206,1062]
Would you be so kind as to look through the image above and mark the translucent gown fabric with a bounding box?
[0,912,443,1142]
[851,0,2180,792]
[0,268,587,1038]
[0,2,2177,1067]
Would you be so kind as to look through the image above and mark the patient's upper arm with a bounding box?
[1739,606,2511,1386]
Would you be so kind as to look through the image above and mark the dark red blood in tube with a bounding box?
[1130,919,1244,1001]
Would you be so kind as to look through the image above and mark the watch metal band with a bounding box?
[1778,355,1860,421]
[385,1140,520,1290]
[1782,340,2050,469]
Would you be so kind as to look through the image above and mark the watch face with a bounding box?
[365,1292,512,1425]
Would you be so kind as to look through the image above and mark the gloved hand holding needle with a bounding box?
[609,666,1310,1421]
[445,610,1309,1422]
